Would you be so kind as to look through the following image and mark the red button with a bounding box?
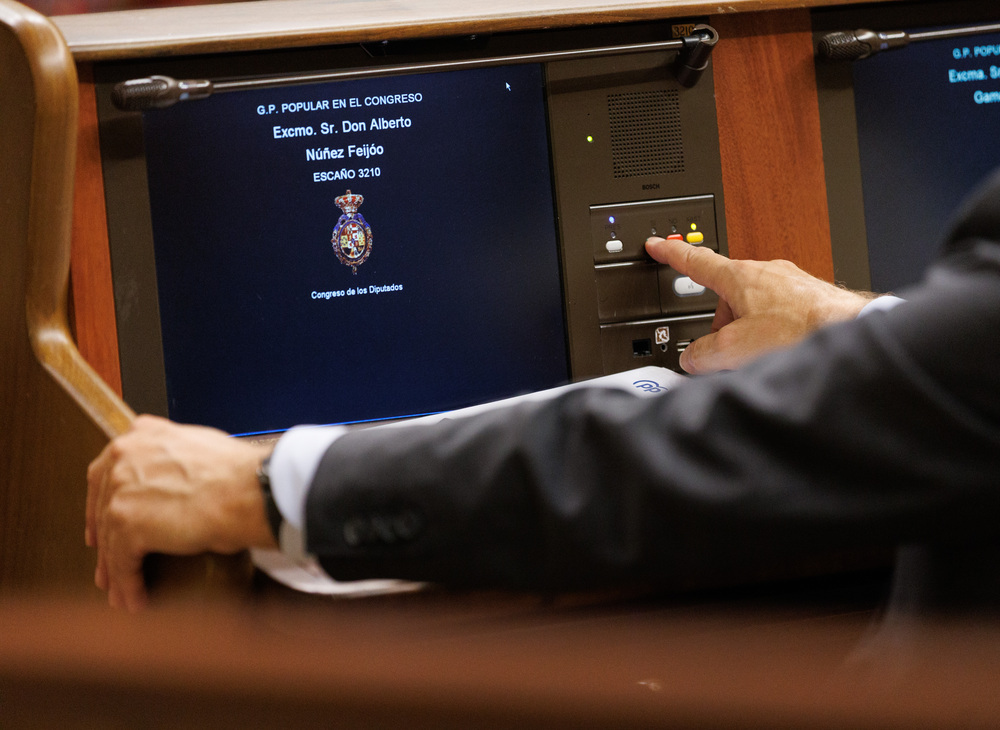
[666,234,684,241]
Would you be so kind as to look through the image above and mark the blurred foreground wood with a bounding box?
[2,594,1000,729]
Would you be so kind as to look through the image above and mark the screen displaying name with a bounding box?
[852,29,1000,291]
[141,63,568,436]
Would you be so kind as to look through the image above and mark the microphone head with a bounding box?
[111,75,177,111]
[817,30,873,61]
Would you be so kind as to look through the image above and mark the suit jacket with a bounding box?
[303,170,1000,598]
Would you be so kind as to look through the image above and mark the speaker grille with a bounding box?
[607,90,684,178]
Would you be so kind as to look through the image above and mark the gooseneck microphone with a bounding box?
[817,29,909,61]
[111,26,720,112]
[111,75,213,111]
[818,22,1000,62]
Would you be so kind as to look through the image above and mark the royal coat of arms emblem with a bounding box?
[331,189,372,274]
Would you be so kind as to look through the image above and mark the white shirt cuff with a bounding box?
[255,424,428,596]
[269,425,346,529]
[858,294,905,318]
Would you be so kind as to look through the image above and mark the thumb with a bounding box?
[679,326,753,374]
[678,331,723,374]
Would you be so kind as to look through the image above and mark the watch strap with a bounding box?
[256,455,284,542]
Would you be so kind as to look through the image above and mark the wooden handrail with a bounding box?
[1,0,247,598]
[3,0,134,439]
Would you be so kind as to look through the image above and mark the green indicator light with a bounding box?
[586,135,594,143]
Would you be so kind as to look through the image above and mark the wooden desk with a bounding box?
[0,0,966,598]
[7,3,1000,725]
[3,591,1000,728]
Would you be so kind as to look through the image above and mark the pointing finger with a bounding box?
[645,236,734,296]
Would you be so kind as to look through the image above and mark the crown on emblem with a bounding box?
[335,190,364,215]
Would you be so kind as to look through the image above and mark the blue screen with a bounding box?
[853,30,1000,292]
[141,64,568,435]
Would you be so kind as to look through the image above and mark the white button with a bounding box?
[673,276,706,297]
[605,240,623,253]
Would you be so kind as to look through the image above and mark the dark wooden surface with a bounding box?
[2,593,1000,728]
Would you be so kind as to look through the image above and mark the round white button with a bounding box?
[673,276,706,297]
[605,240,624,253]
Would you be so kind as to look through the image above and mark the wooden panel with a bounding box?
[52,0,910,62]
[71,62,122,396]
[712,9,835,280]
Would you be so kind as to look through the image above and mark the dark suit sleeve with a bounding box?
[304,182,1000,591]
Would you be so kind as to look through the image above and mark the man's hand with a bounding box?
[646,236,877,374]
[86,415,276,611]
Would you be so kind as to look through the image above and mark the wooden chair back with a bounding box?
[0,0,133,595]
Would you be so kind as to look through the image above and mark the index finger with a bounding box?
[645,236,735,295]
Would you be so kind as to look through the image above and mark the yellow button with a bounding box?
[686,231,705,244]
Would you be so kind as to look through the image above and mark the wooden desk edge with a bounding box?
[53,0,911,62]
[4,596,1000,728]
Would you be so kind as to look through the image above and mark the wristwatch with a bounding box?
[256,455,284,542]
